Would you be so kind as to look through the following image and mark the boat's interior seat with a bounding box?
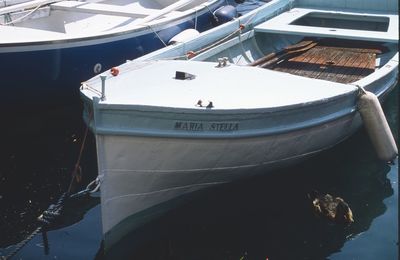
[50,1,181,18]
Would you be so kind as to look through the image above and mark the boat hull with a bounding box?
[96,108,361,251]
[84,60,397,251]
[88,85,363,249]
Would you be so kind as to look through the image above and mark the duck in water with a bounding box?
[310,192,354,224]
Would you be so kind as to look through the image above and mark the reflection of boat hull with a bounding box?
[0,0,224,107]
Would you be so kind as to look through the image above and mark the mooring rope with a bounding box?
[1,111,96,259]
[1,227,42,260]
[67,110,93,194]
[69,175,102,199]
[149,25,168,47]
[1,192,68,260]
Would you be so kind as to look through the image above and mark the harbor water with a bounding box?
[0,78,398,259]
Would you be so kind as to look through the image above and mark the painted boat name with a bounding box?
[174,121,239,132]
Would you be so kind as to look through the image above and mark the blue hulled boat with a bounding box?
[0,0,263,108]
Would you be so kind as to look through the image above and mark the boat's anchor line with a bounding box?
[0,193,67,260]
[0,112,101,260]
[69,175,103,199]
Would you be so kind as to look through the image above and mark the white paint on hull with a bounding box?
[98,112,357,234]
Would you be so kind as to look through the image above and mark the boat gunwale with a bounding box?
[89,88,357,115]
[81,49,398,114]
[84,88,357,139]
[82,57,398,139]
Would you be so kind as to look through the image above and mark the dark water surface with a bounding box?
[0,85,398,260]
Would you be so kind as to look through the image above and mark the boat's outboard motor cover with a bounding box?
[212,5,237,25]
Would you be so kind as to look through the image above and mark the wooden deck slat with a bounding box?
[291,47,325,78]
[262,38,382,84]
[312,48,343,81]
[337,50,374,83]
[349,52,375,82]
[325,50,360,83]
[320,50,348,82]
[336,51,361,83]
[303,49,328,79]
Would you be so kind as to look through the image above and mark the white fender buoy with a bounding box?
[357,88,398,161]
[168,29,200,45]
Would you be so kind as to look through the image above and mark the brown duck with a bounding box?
[311,193,354,224]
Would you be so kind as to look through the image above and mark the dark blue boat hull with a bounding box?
[0,2,224,108]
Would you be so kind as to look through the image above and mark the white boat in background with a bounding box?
[0,0,31,7]
[0,0,256,108]
[80,0,398,254]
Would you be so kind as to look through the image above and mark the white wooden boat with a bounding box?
[0,0,250,108]
[80,0,398,253]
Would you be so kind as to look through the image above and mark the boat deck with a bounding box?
[258,38,387,84]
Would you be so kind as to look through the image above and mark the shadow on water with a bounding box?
[0,101,99,249]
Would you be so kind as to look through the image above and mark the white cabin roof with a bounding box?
[81,60,357,110]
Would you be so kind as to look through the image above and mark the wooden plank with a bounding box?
[265,38,382,84]
[250,40,317,67]
[288,47,320,76]
[323,50,352,83]
[346,52,375,82]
